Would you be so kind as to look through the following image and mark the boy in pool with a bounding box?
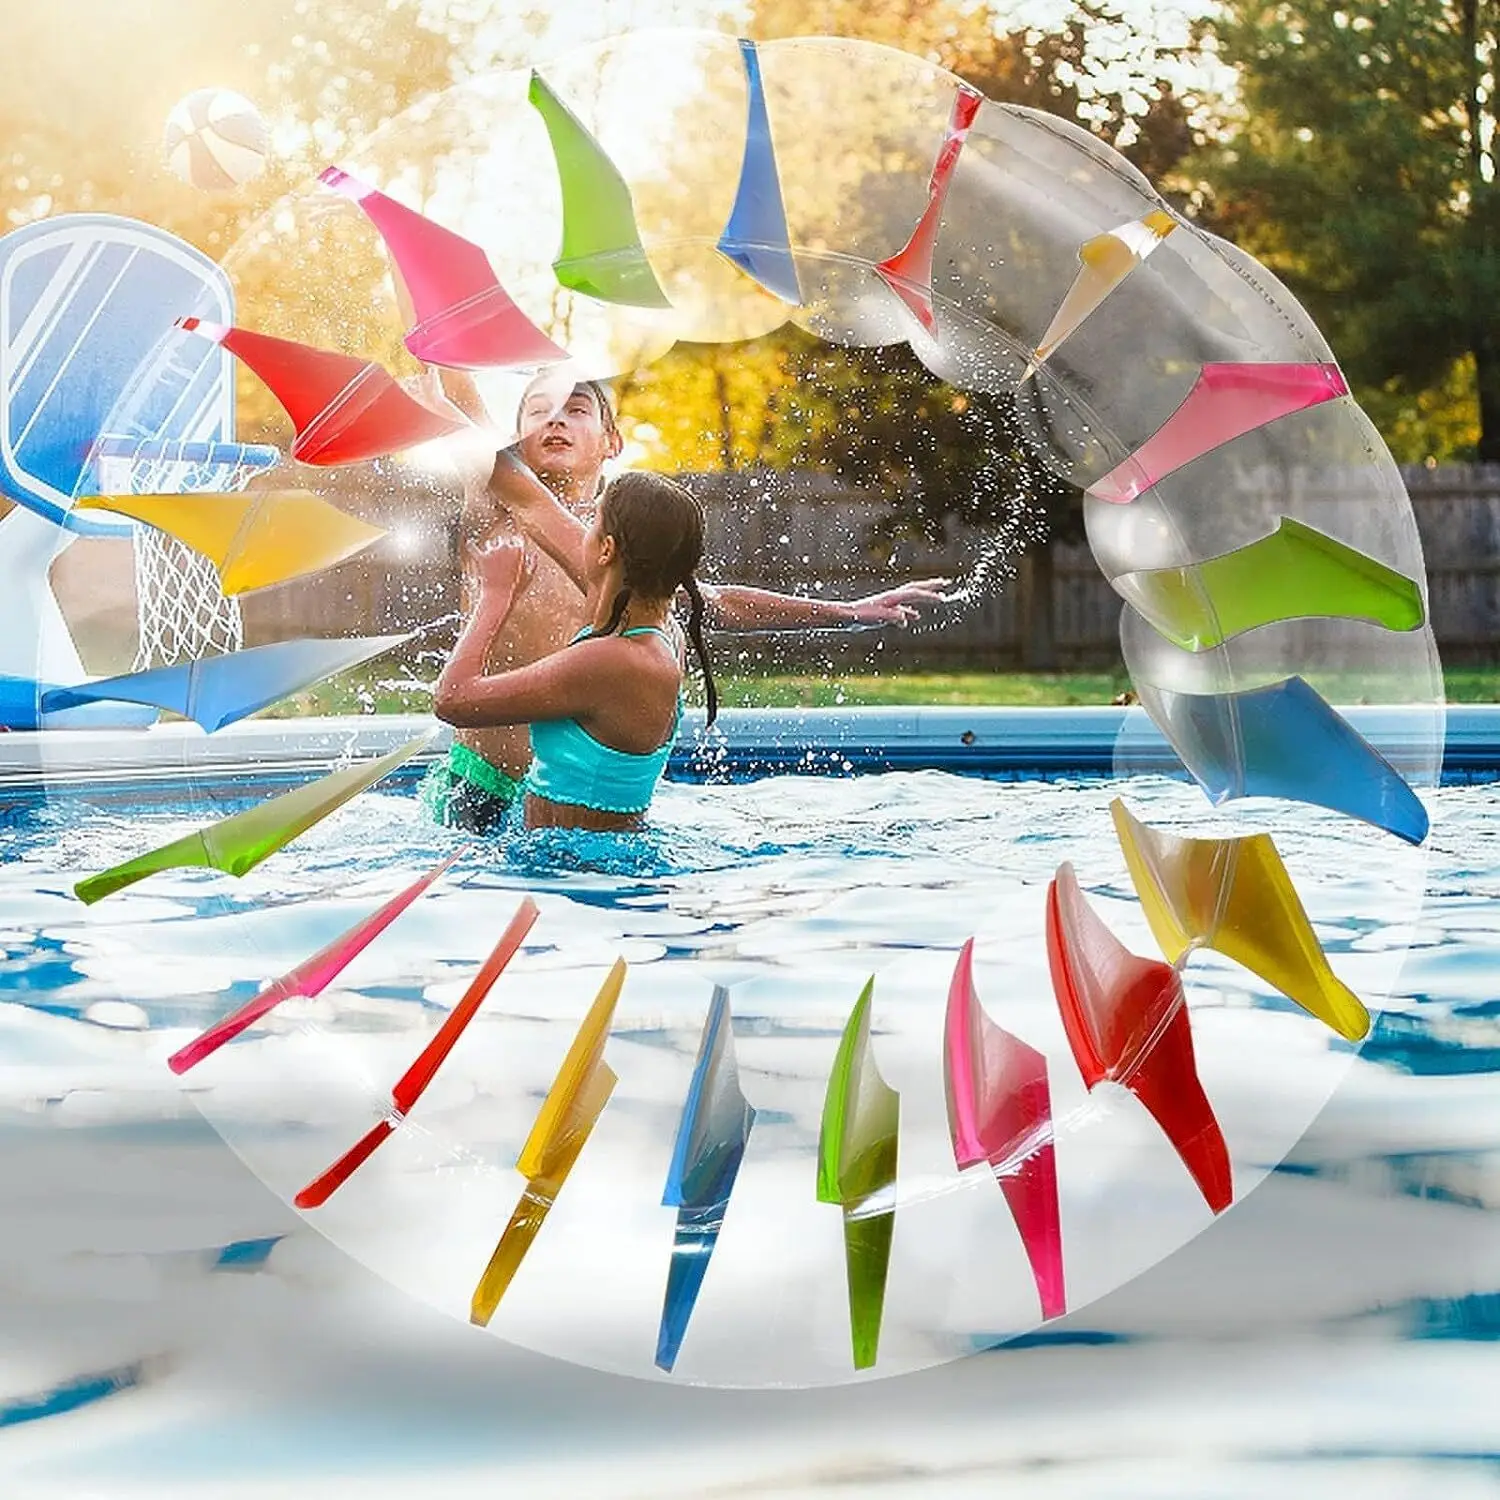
[435,465,714,831]
[421,370,951,832]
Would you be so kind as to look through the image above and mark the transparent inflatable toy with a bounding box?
[9,29,1443,1389]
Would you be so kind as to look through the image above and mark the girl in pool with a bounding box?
[434,455,715,832]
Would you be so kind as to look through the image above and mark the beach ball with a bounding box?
[163,88,271,191]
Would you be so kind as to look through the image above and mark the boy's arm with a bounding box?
[433,369,491,427]
[487,449,590,593]
[698,579,953,631]
[415,344,586,594]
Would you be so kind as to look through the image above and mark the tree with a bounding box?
[0,0,515,239]
[731,0,1220,665]
[618,323,1078,667]
[1194,0,1498,460]
[617,337,798,472]
[749,0,1216,195]
[0,0,558,433]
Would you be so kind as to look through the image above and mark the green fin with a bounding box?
[528,71,671,309]
[76,736,432,904]
[1120,515,1425,651]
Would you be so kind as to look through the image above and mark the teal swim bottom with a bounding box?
[419,742,524,834]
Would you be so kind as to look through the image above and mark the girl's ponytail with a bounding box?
[589,585,632,641]
[681,575,718,727]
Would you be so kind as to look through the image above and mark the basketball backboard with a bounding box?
[0,214,276,715]
[0,213,251,535]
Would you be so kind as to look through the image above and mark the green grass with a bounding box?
[266,660,1500,717]
[714,671,1137,707]
[1432,667,1500,702]
[265,668,427,718]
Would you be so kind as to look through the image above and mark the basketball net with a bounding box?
[97,451,261,671]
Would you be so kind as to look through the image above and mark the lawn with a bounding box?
[713,671,1136,707]
[723,665,1500,707]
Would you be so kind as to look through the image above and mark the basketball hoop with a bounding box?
[90,435,280,670]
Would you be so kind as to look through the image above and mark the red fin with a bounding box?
[1046,865,1232,1214]
[182,320,465,465]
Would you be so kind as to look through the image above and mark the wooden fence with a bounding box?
[52,462,1500,673]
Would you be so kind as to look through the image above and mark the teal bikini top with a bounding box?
[524,626,683,815]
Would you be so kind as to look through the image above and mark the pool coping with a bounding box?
[0,704,1487,797]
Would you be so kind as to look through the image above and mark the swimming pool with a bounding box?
[2,770,1498,1495]
[0,710,1451,1388]
[2,700,1488,799]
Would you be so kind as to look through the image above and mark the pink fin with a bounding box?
[1045,866,1231,1214]
[167,850,464,1075]
[1086,362,1348,504]
[321,166,569,370]
[943,938,1065,1318]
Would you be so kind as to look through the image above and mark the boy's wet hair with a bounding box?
[516,376,618,438]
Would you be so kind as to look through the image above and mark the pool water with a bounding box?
[0,764,1453,1392]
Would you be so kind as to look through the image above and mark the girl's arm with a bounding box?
[435,644,603,730]
[434,538,598,729]
[486,449,589,592]
[435,538,525,722]
[696,579,953,630]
